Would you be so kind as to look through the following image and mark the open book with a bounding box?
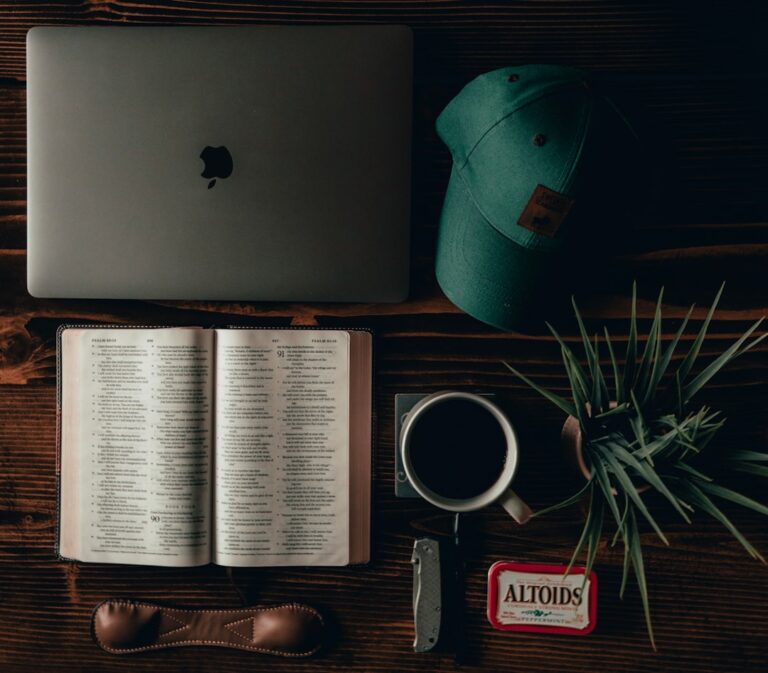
[57,326,372,567]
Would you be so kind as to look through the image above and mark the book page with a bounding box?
[59,328,213,566]
[214,329,350,566]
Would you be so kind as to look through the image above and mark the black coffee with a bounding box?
[408,398,508,500]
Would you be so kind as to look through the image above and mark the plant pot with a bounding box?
[560,414,649,495]
[561,414,591,482]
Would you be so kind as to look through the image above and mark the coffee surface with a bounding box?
[408,398,508,500]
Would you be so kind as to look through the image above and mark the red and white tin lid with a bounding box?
[487,561,597,635]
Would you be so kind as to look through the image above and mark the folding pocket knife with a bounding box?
[411,537,442,652]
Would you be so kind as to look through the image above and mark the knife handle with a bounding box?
[411,538,442,652]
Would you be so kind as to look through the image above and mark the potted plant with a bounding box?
[505,284,767,648]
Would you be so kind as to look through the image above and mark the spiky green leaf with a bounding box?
[619,522,631,598]
[726,450,768,462]
[571,297,605,411]
[605,439,690,522]
[730,463,768,478]
[682,319,766,403]
[581,496,605,589]
[633,424,682,461]
[603,327,624,404]
[676,282,724,384]
[624,282,639,395]
[611,492,630,547]
[502,362,576,418]
[594,402,630,420]
[650,304,694,394]
[636,287,664,406]
[696,480,768,516]
[593,443,669,545]
[560,345,590,405]
[591,333,607,413]
[565,485,596,576]
[627,509,656,650]
[680,481,765,563]
[673,461,713,482]
[590,447,623,527]
[530,478,593,519]
[628,390,651,461]
[562,351,590,429]
[546,322,591,396]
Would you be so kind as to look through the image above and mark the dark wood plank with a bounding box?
[1,2,767,672]
[0,1,767,81]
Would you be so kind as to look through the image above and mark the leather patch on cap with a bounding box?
[517,184,574,238]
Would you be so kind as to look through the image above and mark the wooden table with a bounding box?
[1,2,767,671]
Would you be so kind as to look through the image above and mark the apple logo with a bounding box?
[200,145,233,189]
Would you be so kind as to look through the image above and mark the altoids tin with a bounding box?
[487,561,597,635]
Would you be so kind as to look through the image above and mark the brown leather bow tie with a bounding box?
[92,599,325,656]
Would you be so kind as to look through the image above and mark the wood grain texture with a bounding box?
[1,1,768,671]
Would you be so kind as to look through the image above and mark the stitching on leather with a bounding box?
[158,611,190,638]
[222,615,255,643]
[93,601,323,656]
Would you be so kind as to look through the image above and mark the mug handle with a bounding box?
[499,489,533,525]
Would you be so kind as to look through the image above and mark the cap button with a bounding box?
[532,134,546,147]
[507,73,519,82]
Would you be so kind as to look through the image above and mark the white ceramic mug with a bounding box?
[400,391,533,524]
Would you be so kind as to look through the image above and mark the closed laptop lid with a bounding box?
[26,25,412,301]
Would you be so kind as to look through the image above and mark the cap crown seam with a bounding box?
[456,91,592,247]
[458,80,586,170]
[453,166,558,251]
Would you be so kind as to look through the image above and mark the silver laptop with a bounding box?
[26,26,412,301]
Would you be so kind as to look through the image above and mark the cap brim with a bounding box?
[435,168,565,332]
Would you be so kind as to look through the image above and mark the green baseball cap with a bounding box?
[435,65,643,331]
